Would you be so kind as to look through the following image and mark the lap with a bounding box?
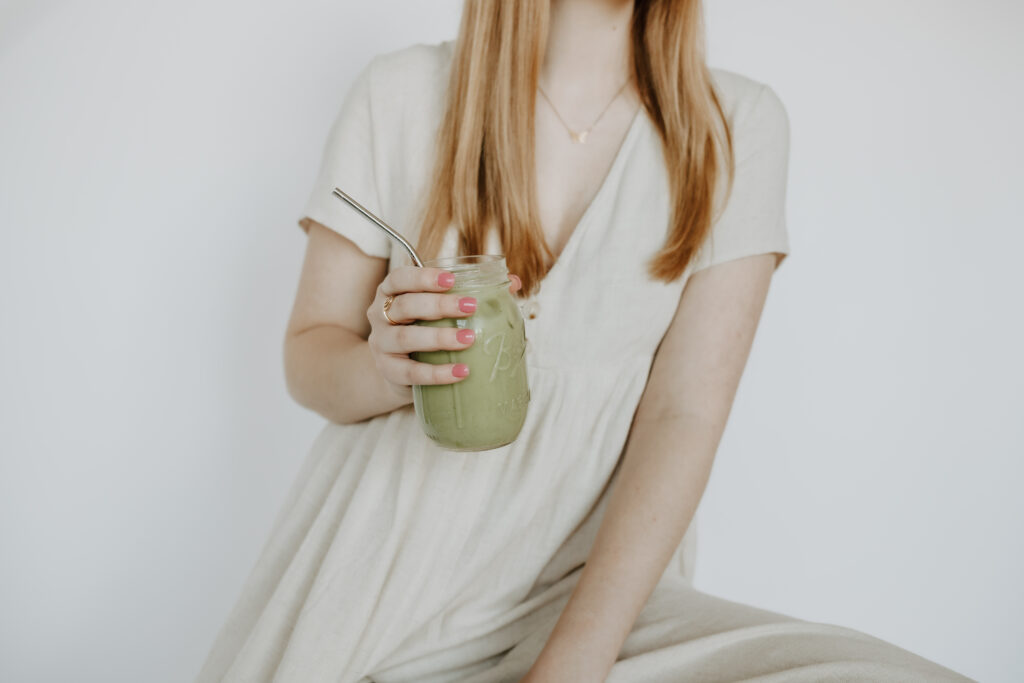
[371,577,972,683]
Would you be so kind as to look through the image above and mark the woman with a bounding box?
[197,1,972,681]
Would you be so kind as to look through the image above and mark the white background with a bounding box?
[1,1,1021,681]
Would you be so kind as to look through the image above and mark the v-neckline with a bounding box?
[533,105,646,295]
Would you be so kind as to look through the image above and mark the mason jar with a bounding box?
[410,254,530,451]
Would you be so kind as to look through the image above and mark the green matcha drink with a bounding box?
[411,255,530,451]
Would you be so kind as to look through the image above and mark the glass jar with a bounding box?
[410,255,530,452]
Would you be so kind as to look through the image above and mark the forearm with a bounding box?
[284,324,411,424]
[527,411,720,680]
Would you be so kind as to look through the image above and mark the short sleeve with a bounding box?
[690,84,791,274]
[297,60,392,259]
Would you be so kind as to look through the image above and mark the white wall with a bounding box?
[0,1,1019,682]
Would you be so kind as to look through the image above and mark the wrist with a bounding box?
[524,654,613,683]
[527,627,618,682]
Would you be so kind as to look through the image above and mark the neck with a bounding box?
[543,0,635,93]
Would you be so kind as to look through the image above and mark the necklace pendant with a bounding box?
[571,129,589,144]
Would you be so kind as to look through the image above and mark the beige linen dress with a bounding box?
[195,41,973,683]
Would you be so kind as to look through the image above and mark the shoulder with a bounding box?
[334,41,454,154]
[708,66,786,166]
[709,67,789,159]
[361,40,454,108]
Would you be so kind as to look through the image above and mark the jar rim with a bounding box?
[422,254,504,269]
[422,254,508,288]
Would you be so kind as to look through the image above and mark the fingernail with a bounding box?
[452,363,470,378]
[459,297,477,313]
[438,271,455,288]
[456,329,476,344]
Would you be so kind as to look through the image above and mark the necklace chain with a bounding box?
[537,77,633,144]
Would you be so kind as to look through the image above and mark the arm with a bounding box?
[283,221,411,425]
[523,250,782,681]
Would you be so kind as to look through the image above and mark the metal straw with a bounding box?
[331,188,424,267]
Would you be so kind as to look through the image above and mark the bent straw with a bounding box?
[331,187,424,267]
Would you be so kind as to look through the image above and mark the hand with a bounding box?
[366,266,522,398]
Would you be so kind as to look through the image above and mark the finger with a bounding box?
[387,292,476,323]
[384,356,471,386]
[380,265,457,296]
[376,324,476,354]
[508,273,522,294]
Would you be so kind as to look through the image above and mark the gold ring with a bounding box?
[382,294,401,325]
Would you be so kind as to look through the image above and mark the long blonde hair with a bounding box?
[416,0,733,297]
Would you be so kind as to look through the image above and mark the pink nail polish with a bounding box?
[456,329,476,344]
[452,363,470,378]
[438,272,455,288]
[459,297,477,313]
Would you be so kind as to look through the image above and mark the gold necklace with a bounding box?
[537,77,632,144]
